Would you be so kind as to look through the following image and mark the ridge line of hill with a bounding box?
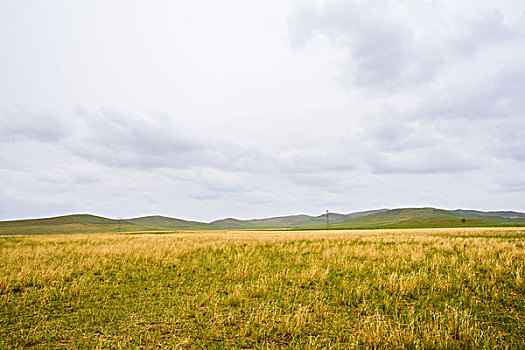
[0,208,524,235]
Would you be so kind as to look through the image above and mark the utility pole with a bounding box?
[118,217,121,232]
[326,210,329,230]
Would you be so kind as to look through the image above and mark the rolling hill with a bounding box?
[0,208,524,235]
[0,214,208,235]
[0,214,127,235]
[326,208,525,229]
[127,216,211,230]
[452,209,525,219]
[209,209,388,229]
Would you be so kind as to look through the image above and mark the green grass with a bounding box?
[1,228,524,348]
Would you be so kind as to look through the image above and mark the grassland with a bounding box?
[1,228,524,348]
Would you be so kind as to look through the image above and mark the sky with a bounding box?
[1,0,524,222]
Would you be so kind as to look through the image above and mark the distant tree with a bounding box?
[461,218,466,223]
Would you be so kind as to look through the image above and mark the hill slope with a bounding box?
[211,213,347,229]
[328,208,525,229]
[209,209,389,229]
[1,208,524,235]
[452,209,525,219]
[127,216,211,230]
[0,214,210,235]
[0,214,132,235]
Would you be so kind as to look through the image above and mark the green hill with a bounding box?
[127,216,211,230]
[452,209,525,219]
[1,208,524,235]
[326,208,525,229]
[211,214,341,229]
[209,218,250,229]
[209,210,390,229]
[0,214,216,235]
[289,210,390,228]
[0,214,132,235]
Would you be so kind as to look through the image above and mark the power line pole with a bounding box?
[326,210,329,230]
[118,217,121,232]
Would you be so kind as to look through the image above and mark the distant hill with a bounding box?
[327,208,525,229]
[452,209,525,219]
[127,216,211,230]
[210,213,346,229]
[208,209,389,229]
[0,214,131,235]
[0,208,523,235]
[210,215,313,229]
[0,214,211,235]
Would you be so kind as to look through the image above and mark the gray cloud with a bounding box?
[360,115,440,152]
[288,1,524,89]
[0,108,71,142]
[452,10,519,56]
[0,106,359,176]
[1,0,524,220]
[411,66,525,123]
[66,107,208,169]
[289,0,417,88]
[192,168,250,194]
[274,148,357,173]
[288,0,525,175]
[490,115,525,162]
[500,181,525,193]
[368,146,482,175]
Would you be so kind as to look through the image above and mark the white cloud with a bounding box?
[288,0,525,90]
[0,0,524,220]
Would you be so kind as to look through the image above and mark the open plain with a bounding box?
[1,227,524,349]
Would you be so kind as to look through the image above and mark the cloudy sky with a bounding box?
[1,0,524,221]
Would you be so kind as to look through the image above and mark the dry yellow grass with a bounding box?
[1,227,524,348]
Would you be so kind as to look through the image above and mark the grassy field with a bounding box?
[1,228,524,348]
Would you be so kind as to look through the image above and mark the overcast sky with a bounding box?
[1,0,524,221]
